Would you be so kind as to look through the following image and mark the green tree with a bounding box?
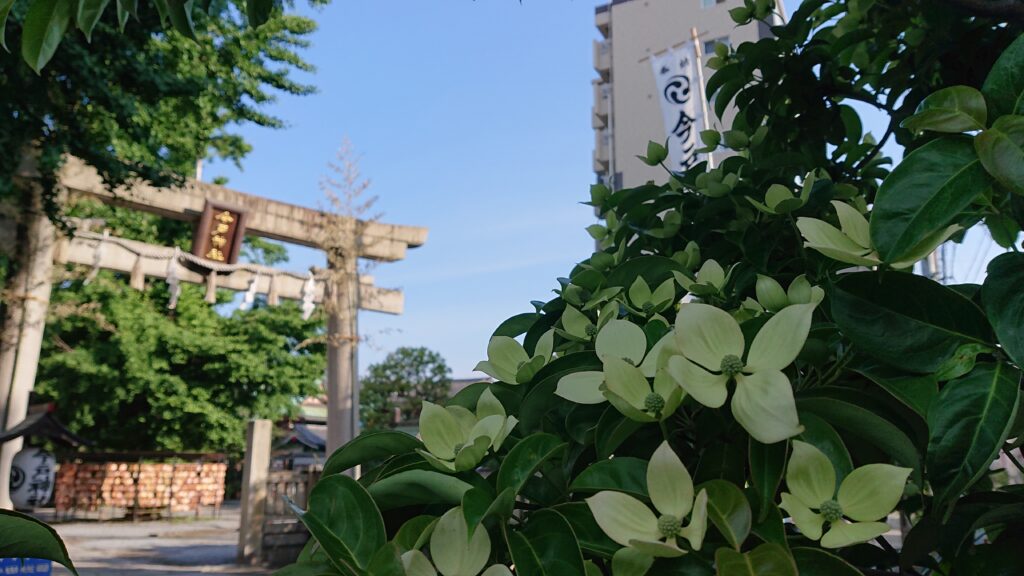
[360,347,451,431]
[0,0,318,220]
[34,200,326,453]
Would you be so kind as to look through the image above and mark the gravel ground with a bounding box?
[49,503,271,576]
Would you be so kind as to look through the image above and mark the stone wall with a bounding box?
[55,461,226,515]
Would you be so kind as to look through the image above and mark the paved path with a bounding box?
[51,504,271,576]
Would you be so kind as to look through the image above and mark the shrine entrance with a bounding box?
[0,155,427,508]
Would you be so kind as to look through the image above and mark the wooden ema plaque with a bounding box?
[192,202,247,264]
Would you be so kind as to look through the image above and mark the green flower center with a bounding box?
[644,392,666,414]
[720,354,744,376]
[819,499,843,523]
[657,514,681,538]
[585,324,598,338]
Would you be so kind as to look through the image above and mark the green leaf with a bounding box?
[831,272,993,373]
[323,430,423,477]
[76,0,112,41]
[715,543,797,576]
[982,253,1024,366]
[287,474,386,575]
[901,86,987,134]
[496,432,566,496]
[975,115,1024,194]
[114,0,131,31]
[0,0,16,50]
[851,360,938,418]
[366,470,473,511]
[595,405,644,459]
[926,363,1021,512]
[507,510,587,576]
[494,313,540,338]
[699,480,752,551]
[797,396,922,483]
[166,0,197,39]
[570,457,649,499]
[871,136,990,262]
[790,548,861,575]
[0,509,78,575]
[796,412,853,485]
[366,542,406,576]
[20,0,73,73]
[551,502,619,558]
[392,515,437,552]
[982,34,1024,118]
[246,0,274,26]
[748,439,787,523]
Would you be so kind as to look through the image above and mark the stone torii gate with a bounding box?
[0,156,427,509]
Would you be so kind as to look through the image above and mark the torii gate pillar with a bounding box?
[325,254,360,455]
[0,188,55,509]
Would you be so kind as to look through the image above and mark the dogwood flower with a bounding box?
[779,441,911,548]
[586,442,708,558]
[418,389,517,472]
[755,274,824,312]
[667,302,814,443]
[473,329,554,384]
[626,276,676,316]
[555,321,683,421]
[673,259,731,297]
[404,507,512,576]
[797,201,960,269]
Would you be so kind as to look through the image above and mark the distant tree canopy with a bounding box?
[360,347,452,431]
[34,200,326,453]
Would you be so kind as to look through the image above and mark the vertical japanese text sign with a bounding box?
[192,202,248,264]
[651,42,706,172]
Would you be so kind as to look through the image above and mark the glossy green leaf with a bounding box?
[550,503,620,558]
[831,272,992,373]
[496,432,566,496]
[983,253,1024,366]
[288,474,386,575]
[166,0,197,39]
[749,438,787,522]
[367,470,472,511]
[0,509,78,575]
[982,34,1024,118]
[246,0,274,26]
[699,480,752,551]
[790,548,862,575]
[871,136,990,262]
[366,542,406,576]
[20,0,73,73]
[392,515,437,553]
[323,430,423,477]
[794,411,853,484]
[507,510,587,576]
[901,86,986,134]
[570,457,649,499]
[852,360,938,418]
[75,0,111,41]
[798,396,921,482]
[975,115,1024,194]
[927,363,1021,512]
[0,0,15,50]
[595,406,643,459]
[715,543,797,576]
[494,313,540,338]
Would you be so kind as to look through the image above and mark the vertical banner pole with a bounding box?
[691,27,715,169]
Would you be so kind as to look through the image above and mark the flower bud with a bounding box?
[756,274,789,312]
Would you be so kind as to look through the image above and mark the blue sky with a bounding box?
[208,0,1004,378]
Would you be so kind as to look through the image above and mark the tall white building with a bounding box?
[592,0,776,189]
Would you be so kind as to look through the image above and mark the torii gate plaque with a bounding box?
[0,157,427,508]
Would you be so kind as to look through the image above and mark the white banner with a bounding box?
[651,43,705,172]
